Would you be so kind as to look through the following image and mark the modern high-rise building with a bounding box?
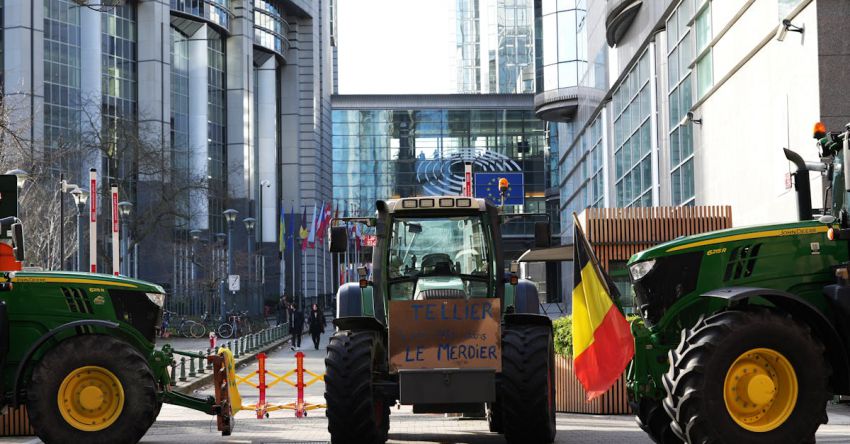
[331,0,563,303]
[1,0,336,314]
[535,0,850,296]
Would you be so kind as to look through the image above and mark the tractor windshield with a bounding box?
[387,216,492,300]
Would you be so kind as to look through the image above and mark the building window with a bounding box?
[667,0,698,206]
[207,28,227,234]
[694,3,713,98]
[562,114,603,221]
[612,51,653,208]
[44,0,81,151]
[538,0,586,93]
[101,4,137,173]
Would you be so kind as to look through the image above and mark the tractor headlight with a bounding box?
[629,260,656,281]
[146,292,165,307]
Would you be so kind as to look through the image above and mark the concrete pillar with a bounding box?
[188,24,209,231]
[226,0,254,210]
[3,0,44,152]
[256,57,278,243]
[79,6,102,182]
[136,0,170,147]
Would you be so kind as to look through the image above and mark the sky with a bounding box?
[337,0,455,94]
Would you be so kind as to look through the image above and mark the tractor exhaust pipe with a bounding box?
[784,148,813,221]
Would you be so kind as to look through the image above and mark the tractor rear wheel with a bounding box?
[501,324,556,444]
[634,398,681,444]
[663,310,829,444]
[26,335,158,444]
[325,330,389,444]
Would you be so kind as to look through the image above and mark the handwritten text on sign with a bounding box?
[389,298,501,372]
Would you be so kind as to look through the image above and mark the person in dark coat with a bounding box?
[291,304,305,350]
[308,303,326,350]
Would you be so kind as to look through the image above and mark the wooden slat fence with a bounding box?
[557,206,733,414]
[0,406,34,437]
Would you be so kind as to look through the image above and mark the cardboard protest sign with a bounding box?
[389,298,501,372]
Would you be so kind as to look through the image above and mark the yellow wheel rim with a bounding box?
[57,366,125,432]
[723,348,797,432]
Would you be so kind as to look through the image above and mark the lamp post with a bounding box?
[190,229,202,315]
[70,188,89,272]
[215,232,227,319]
[59,178,79,270]
[243,217,256,316]
[5,169,30,190]
[117,201,132,276]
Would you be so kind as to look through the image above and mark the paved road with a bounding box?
[8,330,850,443]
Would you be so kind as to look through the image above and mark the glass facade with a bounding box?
[538,0,586,93]
[44,0,81,150]
[668,1,696,206]
[332,108,548,218]
[561,114,604,221]
[170,28,190,179]
[254,0,290,55]
[612,51,653,208]
[694,2,713,98]
[170,0,231,30]
[101,4,137,160]
[454,0,536,93]
[207,28,227,234]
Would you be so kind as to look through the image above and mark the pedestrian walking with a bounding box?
[308,303,326,350]
[291,304,305,350]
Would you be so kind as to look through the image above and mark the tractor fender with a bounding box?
[332,316,385,333]
[702,286,850,394]
[513,279,540,315]
[11,319,120,406]
[336,282,364,318]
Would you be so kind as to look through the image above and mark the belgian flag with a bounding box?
[572,214,634,400]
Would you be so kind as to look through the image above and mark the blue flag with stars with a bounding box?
[474,172,524,206]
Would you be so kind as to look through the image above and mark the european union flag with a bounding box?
[474,172,524,206]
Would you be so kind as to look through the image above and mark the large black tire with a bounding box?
[325,330,389,444]
[635,398,682,444]
[501,324,556,444]
[486,398,503,433]
[27,335,158,444]
[663,310,830,444]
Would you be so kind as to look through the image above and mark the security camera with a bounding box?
[776,20,789,42]
[777,18,804,42]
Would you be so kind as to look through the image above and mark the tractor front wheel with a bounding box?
[325,330,390,444]
[634,398,681,444]
[501,324,556,444]
[26,335,158,444]
[663,309,829,444]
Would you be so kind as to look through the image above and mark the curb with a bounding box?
[174,335,293,395]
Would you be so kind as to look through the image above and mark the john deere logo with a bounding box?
[92,295,106,305]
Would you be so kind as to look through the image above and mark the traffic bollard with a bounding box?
[189,355,196,378]
[207,348,213,370]
[197,352,205,374]
[170,361,177,386]
[234,339,240,358]
[179,357,187,382]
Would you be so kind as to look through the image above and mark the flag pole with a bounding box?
[572,212,615,297]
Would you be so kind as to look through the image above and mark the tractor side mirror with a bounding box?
[11,223,23,262]
[534,222,551,248]
[329,226,348,253]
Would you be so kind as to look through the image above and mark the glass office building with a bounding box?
[2,0,335,313]
[331,95,562,302]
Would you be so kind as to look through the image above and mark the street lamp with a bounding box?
[70,188,89,272]
[215,231,228,319]
[223,209,239,314]
[243,217,256,316]
[5,169,30,190]
[118,201,133,276]
[59,179,79,270]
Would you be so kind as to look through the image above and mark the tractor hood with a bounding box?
[6,270,165,294]
[627,220,830,265]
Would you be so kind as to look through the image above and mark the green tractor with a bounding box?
[0,195,233,443]
[324,196,556,444]
[627,123,850,444]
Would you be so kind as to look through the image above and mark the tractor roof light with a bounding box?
[814,122,827,139]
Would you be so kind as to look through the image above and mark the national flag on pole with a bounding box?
[571,213,634,400]
[300,206,309,251]
[278,202,294,257]
[286,206,296,251]
[317,202,332,242]
[306,203,319,246]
